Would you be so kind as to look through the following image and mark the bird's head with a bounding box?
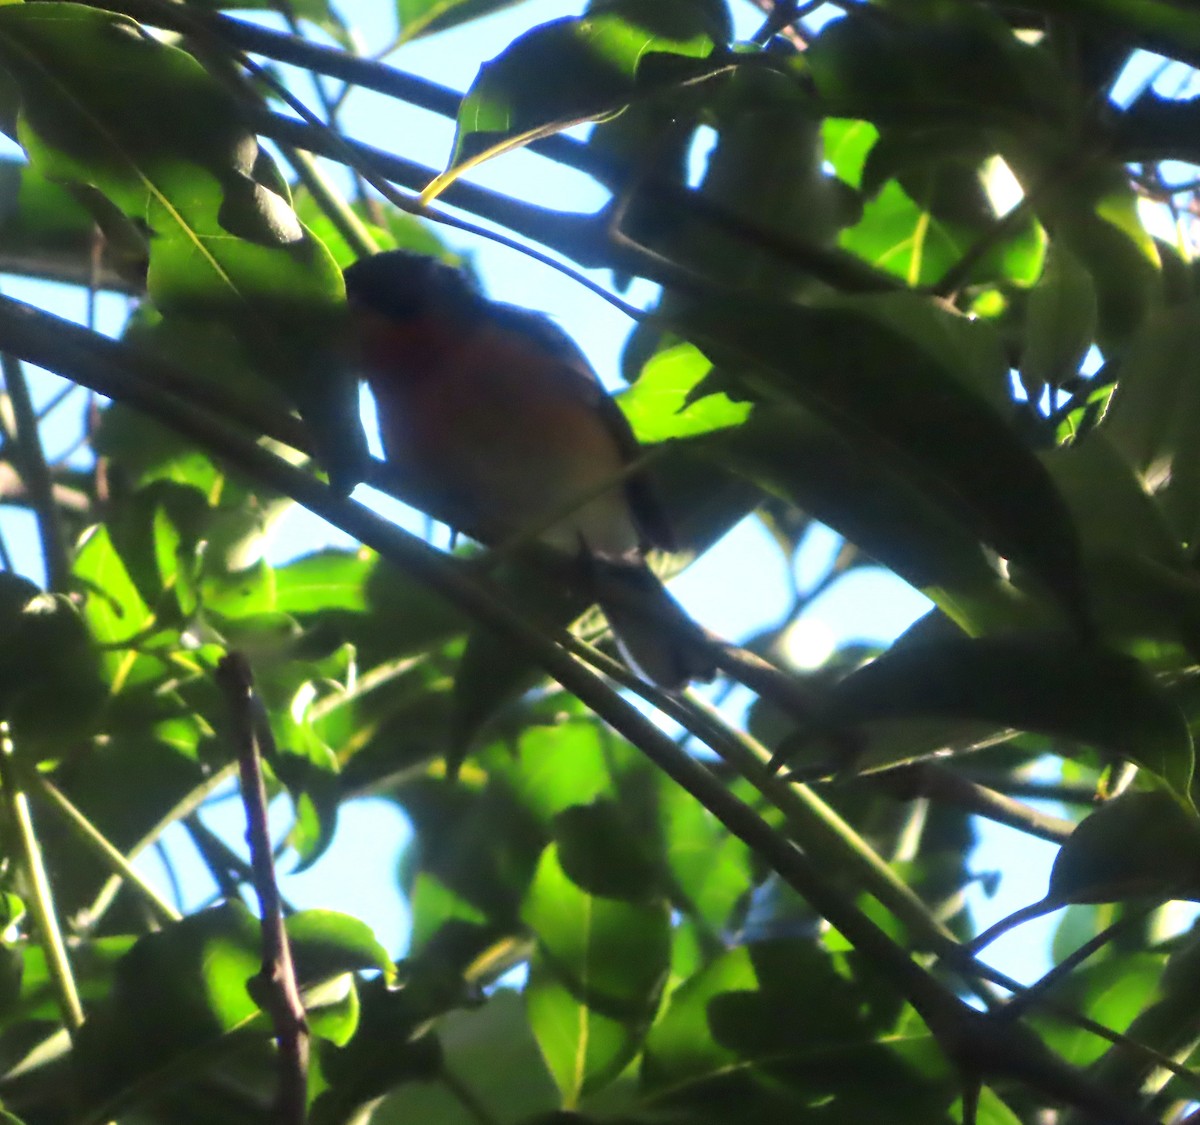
[343,250,480,323]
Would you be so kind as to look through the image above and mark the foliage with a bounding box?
[2,0,1200,1122]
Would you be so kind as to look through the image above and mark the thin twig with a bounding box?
[932,198,1035,298]
[0,727,84,1034]
[78,763,236,931]
[217,652,309,1125]
[874,763,1077,844]
[34,380,77,423]
[956,770,1100,807]
[1000,907,1156,1022]
[2,352,70,591]
[31,772,180,926]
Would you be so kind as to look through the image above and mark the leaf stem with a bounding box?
[30,771,180,925]
[0,730,84,1034]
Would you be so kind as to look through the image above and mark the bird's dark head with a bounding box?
[343,250,479,322]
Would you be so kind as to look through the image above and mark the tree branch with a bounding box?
[216,652,309,1125]
[2,352,70,591]
[875,763,1077,844]
[0,292,1161,1125]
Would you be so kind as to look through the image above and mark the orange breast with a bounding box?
[362,316,640,557]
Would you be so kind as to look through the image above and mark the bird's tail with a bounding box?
[591,560,715,691]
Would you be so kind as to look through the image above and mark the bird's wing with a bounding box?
[489,304,677,553]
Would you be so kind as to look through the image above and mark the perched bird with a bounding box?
[343,250,713,689]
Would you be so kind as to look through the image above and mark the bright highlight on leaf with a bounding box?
[421,0,725,204]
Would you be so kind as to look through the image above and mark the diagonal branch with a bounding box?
[0,291,1162,1125]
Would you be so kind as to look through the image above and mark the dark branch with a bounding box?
[216,653,309,1125]
[875,763,1077,844]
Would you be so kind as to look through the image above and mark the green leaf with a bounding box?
[840,173,1040,291]
[102,480,210,627]
[807,4,1068,126]
[487,717,618,826]
[674,293,1089,631]
[522,843,669,1019]
[1047,791,1200,904]
[311,977,445,1125]
[396,0,531,43]
[618,343,750,441]
[522,842,669,1102]
[1044,172,1161,351]
[1043,435,1184,566]
[643,940,946,1120]
[823,116,878,189]
[657,775,751,933]
[448,560,587,767]
[524,958,640,1108]
[712,405,1013,632]
[71,904,265,1114]
[1020,242,1099,396]
[283,911,392,1048]
[785,635,1193,799]
[1103,299,1200,548]
[94,402,222,494]
[272,549,375,615]
[642,943,757,1091]
[287,909,394,981]
[438,0,720,184]
[73,522,166,690]
[851,131,1046,291]
[553,801,659,902]
[400,776,542,951]
[692,64,846,287]
[0,574,104,752]
[0,154,132,278]
[0,2,365,490]
[369,990,556,1124]
[1035,952,1166,1067]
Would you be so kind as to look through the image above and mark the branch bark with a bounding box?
[216,652,309,1125]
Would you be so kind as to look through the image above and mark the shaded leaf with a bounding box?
[1048,791,1200,904]
[71,904,265,1114]
[369,990,556,1124]
[0,2,364,489]
[0,573,104,753]
[674,293,1089,631]
[643,940,944,1121]
[522,840,669,1102]
[1021,243,1098,396]
[1103,299,1200,547]
[781,635,1193,799]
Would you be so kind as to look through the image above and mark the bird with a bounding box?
[342,249,713,689]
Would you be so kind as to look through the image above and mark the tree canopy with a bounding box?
[3,0,1200,1122]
